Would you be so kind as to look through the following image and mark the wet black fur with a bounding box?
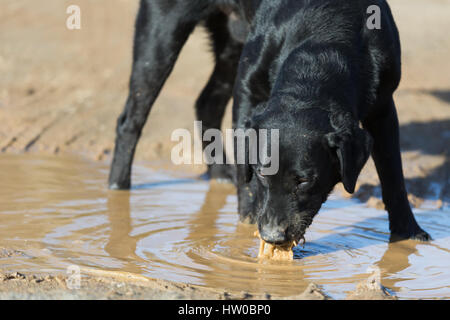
[109,0,430,245]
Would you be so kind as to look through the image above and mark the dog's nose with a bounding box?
[260,225,288,245]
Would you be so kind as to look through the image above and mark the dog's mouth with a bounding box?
[254,231,305,261]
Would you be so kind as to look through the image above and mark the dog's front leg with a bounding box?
[363,98,431,241]
[109,0,204,189]
[195,11,242,183]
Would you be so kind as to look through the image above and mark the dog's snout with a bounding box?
[260,225,288,245]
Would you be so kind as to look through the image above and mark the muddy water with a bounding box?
[0,154,449,299]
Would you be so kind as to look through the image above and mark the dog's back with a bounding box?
[238,0,401,118]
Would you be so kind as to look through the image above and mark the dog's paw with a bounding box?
[108,181,131,190]
[390,228,432,242]
[409,230,432,242]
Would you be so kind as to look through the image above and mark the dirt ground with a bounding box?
[0,0,449,299]
[0,268,394,300]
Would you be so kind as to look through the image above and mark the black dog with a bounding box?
[109,0,430,245]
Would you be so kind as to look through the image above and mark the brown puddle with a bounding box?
[0,154,449,299]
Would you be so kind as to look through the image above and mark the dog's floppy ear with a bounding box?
[325,113,373,194]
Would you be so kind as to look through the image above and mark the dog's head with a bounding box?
[246,107,372,245]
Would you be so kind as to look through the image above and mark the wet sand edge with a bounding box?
[0,268,397,300]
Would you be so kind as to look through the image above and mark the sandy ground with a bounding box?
[0,0,449,299]
[0,269,394,300]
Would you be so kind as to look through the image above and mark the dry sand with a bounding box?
[0,269,334,300]
[2,268,394,300]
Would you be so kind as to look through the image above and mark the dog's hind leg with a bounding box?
[195,11,243,183]
[363,98,431,242]
[109,0,206,189]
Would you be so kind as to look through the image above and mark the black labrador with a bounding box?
[109,0,430,245]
